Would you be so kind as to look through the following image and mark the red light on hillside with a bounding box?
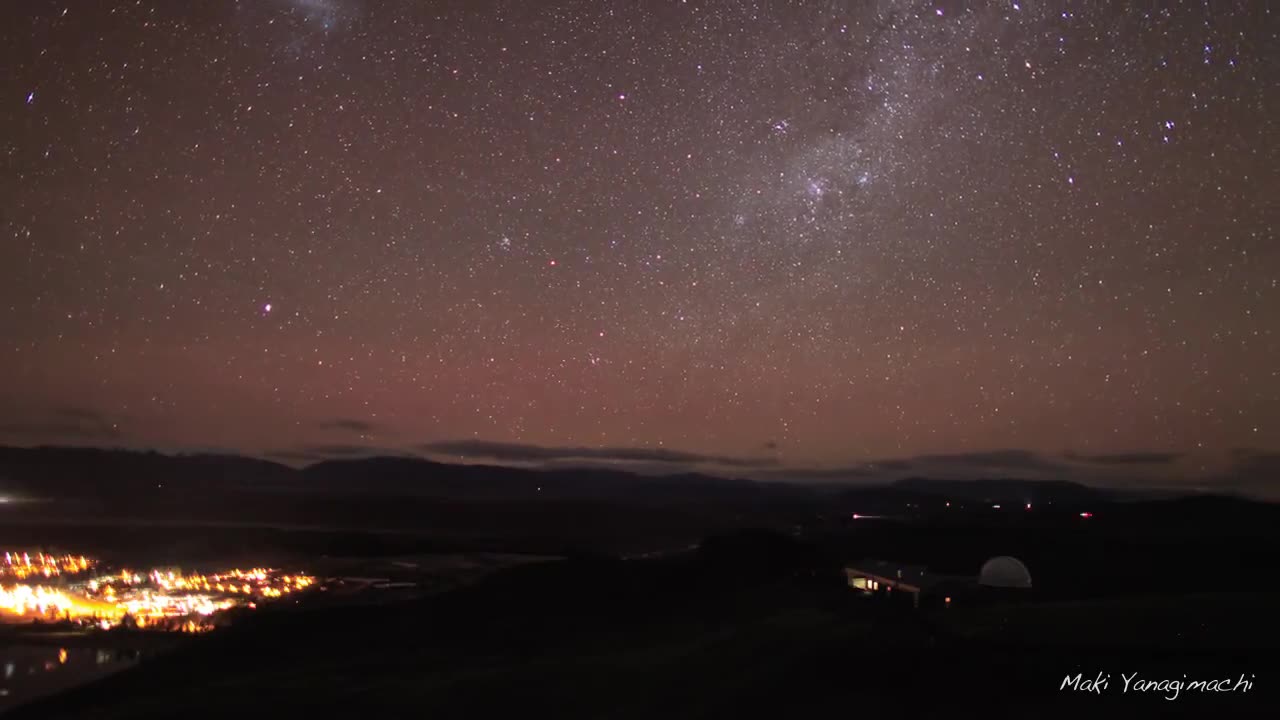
[1079,512,1093,518]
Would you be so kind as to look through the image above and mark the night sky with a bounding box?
[1,2,1276,490]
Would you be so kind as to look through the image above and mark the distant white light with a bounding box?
[263,303,273,313]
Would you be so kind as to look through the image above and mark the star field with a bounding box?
[1,1,1276,484]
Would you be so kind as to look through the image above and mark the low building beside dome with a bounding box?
[845,555,1032,609]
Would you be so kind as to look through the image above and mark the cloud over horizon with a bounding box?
[420,440,780,469]
[1064,451,1185,466]
[315,419,379,434]
[0,407,122,442]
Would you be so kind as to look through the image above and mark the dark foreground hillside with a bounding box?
[13,531,1279,719]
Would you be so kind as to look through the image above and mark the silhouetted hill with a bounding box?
[298,456,798,503]
[0,445,817,514]
[1102,494,1280,538]
[0,445,295,496]
[14,528,1279,719]
[3,447,1275,550]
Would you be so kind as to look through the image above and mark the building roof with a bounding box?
[846,560,938,591]
[846,559,981,593]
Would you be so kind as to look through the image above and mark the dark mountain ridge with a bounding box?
[0,445,1269,516]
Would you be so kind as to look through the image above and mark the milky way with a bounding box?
[0,1,1275,487]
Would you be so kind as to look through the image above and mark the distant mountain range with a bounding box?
[3,445,1277,554]
[0,445,1248,510]
[0,445,801,505]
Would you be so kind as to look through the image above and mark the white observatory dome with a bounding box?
[978,556,1032,589]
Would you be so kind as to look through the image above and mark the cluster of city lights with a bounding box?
[0,550,314,632]
[1,552,94,579]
